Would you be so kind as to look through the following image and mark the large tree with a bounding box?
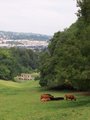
[39,0,90,90]
[77,0,90,23]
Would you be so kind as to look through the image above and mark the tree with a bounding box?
[0,48,39,80]
[77,0,90,23]
[39,0,90,90]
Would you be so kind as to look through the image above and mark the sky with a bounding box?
[0,0,78,35]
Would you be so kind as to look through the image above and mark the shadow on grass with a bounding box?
[47,98,90,110]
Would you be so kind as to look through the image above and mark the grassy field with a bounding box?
[0,80,90,120]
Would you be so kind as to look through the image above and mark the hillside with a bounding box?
[0,80,90,120]
[0,31,51,49]
[0,31,51,41]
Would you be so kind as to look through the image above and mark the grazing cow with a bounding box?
[65,94,76,101]
[40,94,54,101]
[40,94,64,102]
[41,97,51,102]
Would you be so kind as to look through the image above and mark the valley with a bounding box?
[0,31,51,50]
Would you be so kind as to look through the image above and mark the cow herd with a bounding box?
[40,94,76,102]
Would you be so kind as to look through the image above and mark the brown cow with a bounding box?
[40,94,54,102]
[41,98,51,102]
[40,94,64,102]
[65,94,76,101]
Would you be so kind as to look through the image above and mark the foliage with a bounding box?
[77,0,90,23]
[0,48,39,80]
[39,0,90,90]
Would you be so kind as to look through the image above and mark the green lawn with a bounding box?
[0,80,90,120]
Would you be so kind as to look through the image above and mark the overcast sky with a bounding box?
[0,0,78,35]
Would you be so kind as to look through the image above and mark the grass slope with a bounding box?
[0,80,90,120]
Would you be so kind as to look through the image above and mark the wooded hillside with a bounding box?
[39,0,90,90]
[0,48,39,80]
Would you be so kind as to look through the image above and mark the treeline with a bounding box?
[0,48,39,80]
[39,0,90,90]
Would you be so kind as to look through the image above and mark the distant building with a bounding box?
[16,73,32,80]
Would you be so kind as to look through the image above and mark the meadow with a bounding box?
[0,80,90,120]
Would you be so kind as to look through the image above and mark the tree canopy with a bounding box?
[39,0,90,90]
[0,48,39,80]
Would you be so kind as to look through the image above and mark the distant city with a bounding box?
[0,31,52,50]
